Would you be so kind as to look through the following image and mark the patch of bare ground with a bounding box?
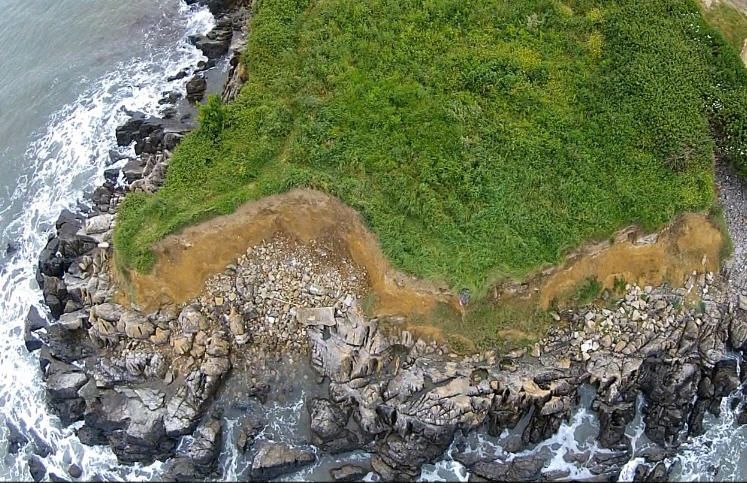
[115,189,722,350]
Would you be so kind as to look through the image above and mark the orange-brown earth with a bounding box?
[115,190,722,346]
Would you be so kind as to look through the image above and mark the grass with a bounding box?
[401,300,552,352]
[115,0,747,301]
[572,276,603,306]
[708,203,735,262]
[701,1,747,51]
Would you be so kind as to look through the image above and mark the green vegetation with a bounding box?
[116,0,747,297]
[572,276,603,305]
[702,1,747,51]
[402,300,551,351]
[708,203,735,262]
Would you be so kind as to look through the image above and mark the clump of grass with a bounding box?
[116,0,747,299]
[573,276,603,306]
[613,276,627,294]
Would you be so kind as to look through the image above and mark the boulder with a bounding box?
[84,214,113,235]
[250,441,316,480]
[28,454,46,482]
[46,371,88,400]
[121,311,156,339]
[67,464,82,479]
[330,464,370,482]
[186,76,207,103]
[178,305,204,334]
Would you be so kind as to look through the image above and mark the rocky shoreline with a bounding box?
[19,1,747,482]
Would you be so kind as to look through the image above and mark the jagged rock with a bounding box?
[59,310,87,331]
[162,414,222,480]
[250,441,316,480]
[235,412,265,453]
[308,398,359,453]
[712,359,739,398]
[372,432,452,481]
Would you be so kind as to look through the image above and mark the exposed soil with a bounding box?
[116,188,723,351]
[118,189,459,316]
[536,212,722,308]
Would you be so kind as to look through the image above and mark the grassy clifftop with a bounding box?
[115,0,747,294]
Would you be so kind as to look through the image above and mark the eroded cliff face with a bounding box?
[117,189,460,318]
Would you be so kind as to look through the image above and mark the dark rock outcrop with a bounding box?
[186,75,207,103]
[250,441,316,480]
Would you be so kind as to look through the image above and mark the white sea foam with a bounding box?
[0,1,212,479]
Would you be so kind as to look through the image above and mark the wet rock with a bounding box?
[638,357,700,445]
[29,428,53,458]
[28,454,46,482]
[45,324,89,363]
[25,328,44,352]
[6,419,29,454]
[250,441,316,480]
[186,75,207,103]
[26,305,49,332]
[470,453,545,481]
[593,399,635,451]
[235,412,264,453]
[163,414,222,478]
[167,69,189,82]
[46,370,88,400]
[193,27,232,59]
[638,445,671,462]
[712,359,739,398]
[330,464,370,482]
[67,464,82,479]
[373,432,452,481]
